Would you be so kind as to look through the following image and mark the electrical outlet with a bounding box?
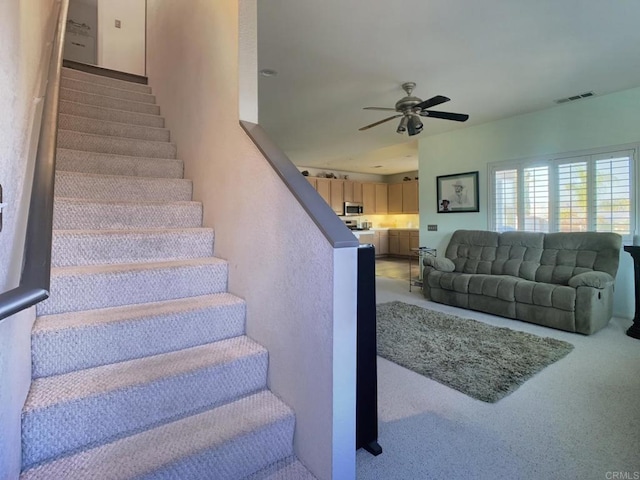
[115,19,121,28]
[427,224,438,231]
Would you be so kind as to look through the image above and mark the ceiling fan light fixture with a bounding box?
[397,116,408,133]
[407,115,423,136]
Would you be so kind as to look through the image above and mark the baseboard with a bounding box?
[62,60,148,85]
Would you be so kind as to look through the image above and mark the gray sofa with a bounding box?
[423,230,622,334]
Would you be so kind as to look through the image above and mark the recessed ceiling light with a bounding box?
[259,69,278,77]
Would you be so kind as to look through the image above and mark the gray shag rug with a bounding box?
[376,301,574,403]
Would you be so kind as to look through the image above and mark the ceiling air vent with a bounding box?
[554,92,595,104]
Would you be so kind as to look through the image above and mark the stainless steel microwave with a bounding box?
[343,202,363,216]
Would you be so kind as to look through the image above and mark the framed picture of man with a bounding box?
[436,171,479,213]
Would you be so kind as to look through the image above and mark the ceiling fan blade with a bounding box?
[420,110,469,122]
[413,95,450,111]
[359,114,403,131]
[363,107,397,111]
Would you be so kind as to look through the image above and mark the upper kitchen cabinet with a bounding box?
[363,182,389,214]
[330,180,344,214]
[387,180,419,214]
[315,178,331,206]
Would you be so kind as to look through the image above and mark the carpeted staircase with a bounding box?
[20,67,315,480]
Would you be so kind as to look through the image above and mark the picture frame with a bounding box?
[437,171,479,213]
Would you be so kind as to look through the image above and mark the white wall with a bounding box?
[146,1,356,478]
[418,87,640,319]
[0,0,58,477]
[97,0,145,75]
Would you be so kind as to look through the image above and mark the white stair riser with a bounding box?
[142,417,295,480]
[32,298,244,377]
[58,114,170,142]
[54,173,192,203]
[51,229,213,267]
[53,201,202,230]
[59,100,164,128]
[56,149,183,179]
[61,77,156,104]
[37,262,227,315]
[58,130,177,159]
[22,353,268,468]
[61,68,152,94]
[60,88,160,115]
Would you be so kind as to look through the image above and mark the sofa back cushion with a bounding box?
[536,232,622,284]
[445,230,499,274]
[492,231,544,280]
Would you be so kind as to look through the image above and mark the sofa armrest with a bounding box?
[424,256,455,272]
[568,271,615,289]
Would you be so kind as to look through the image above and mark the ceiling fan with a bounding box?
[359,82,469,136]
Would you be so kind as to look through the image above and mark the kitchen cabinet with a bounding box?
[330,180,344,214]
[353,181,363,203]
[362,183,376,214]
[343,181,354,203]
[375,184,388,214]
[387,229,419,257]
[387,181,419,214]
[305,177,316,188]
[376,230,389,256]
[315,178,331,205]
[403,181,419,213]
[388,183,403,214]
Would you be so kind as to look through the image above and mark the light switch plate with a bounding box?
[115,19,121,28]
[427,224,438,231]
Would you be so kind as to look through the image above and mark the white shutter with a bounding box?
[556,160,588,232]
[494,169,518,232]
[593,151,632,235]
[523,166,549,232]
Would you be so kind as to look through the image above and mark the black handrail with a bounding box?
[240,121,359,249]
[0,0,69,322]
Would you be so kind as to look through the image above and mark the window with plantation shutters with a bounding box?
[490,146,635,241]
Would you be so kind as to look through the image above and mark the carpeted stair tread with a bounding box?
[58,113,170,142]
[37,257,228,315]
[22,337,269,468]
[62,67,152,94]
[55,171,192,202]
[51,228,213,267]
[53,198,202,230]
[32,293,245,377]
[59,100,165,128]
[56,148,183,178]
[60,87,160,115]
[61,76,156,104]
[244,457,317,480]
[20,390,294,480]
[58,129,177,159]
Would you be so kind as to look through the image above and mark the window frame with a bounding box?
[488,144,637,242]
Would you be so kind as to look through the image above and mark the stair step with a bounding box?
[61,76,156,105]
[53,198,202,230]
[62,67,152,94]
[37,257,228,315]
[60,87,160,115]
[51,228,213,267]
[59,100,165,128]
[55,171,192,202]
[56,149,183,179]
[22,337,268,468]
[59,113,170,142]
[58,130,176,159]
[32,293,244,377]
[21,390,294,480]
[245,457,317,480]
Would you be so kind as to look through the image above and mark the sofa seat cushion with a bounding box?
[514,280,576,312]
[427,271,473,294]
[468,275,522,302]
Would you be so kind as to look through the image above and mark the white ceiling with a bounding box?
[257,0,640,175]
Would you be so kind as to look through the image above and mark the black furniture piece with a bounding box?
[623,245,640,339]
[356,244,382,456]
